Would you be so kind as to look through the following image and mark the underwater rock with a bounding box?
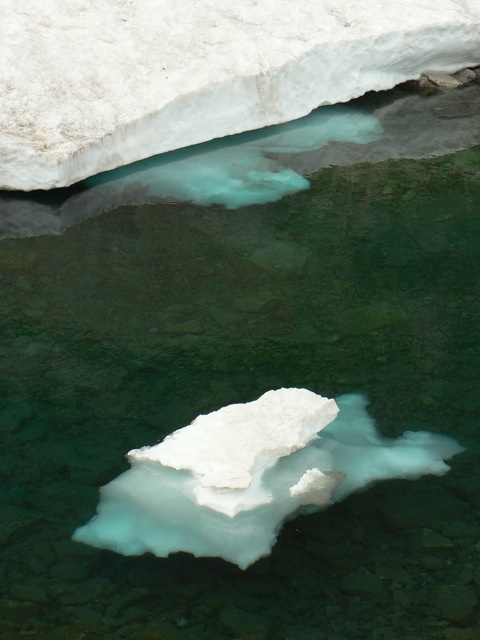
[10,584,49,606]
[430,585,478,622]
[0,401,33,432]
[219,604,269,639]
[377,486,468,529]
[73,388,463,569]
[249,241,310,273]
[337,303,407,337]
[340,567,386,599]
[0,505,43,543]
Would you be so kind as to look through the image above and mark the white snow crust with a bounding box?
[73,388,464,569]
[2,0,480,190]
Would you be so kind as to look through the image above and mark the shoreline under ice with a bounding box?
[2,84,480,240]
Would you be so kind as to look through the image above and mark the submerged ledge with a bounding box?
[2,0,480,191]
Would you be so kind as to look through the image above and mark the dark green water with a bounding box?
[2,147,480,639]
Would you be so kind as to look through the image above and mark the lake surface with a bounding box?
[1,89,480,639]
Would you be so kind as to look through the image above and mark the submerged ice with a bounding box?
[73,388,463,569]
[85,105,382,209]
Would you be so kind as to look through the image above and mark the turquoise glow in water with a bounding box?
[1,94,480,638]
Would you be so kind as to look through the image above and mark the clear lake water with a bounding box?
[1,88,480,639]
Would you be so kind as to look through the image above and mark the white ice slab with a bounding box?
[130,388,339,517]
[2,0,480,190]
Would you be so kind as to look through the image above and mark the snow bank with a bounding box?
[73,389,463,569]
[2,0,480,191]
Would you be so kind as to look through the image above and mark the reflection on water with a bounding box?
[1,101,480,638]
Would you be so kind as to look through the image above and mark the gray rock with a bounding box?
[422,72,462,90]
[471,66,480,82]
[453,68,477,85]
[415,68,477,95]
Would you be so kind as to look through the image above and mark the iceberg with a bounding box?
[73,388,463,569]
[2,0,480,190]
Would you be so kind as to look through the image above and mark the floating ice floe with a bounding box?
[73,388,463,569]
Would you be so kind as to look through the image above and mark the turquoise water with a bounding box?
[2,114,480,637]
